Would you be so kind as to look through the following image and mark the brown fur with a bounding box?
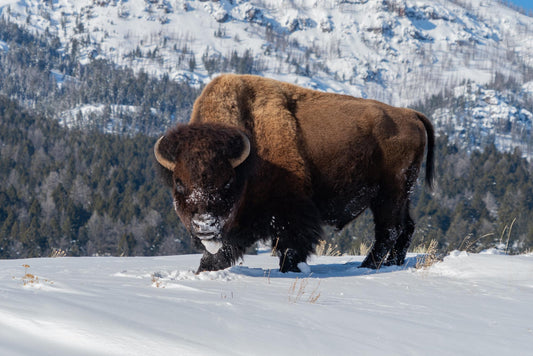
[156,74,434,272]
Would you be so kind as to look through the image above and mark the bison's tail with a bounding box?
[417,113,435,189]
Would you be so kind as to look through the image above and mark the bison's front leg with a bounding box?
[276,248,308,273]
[197,244,239,273]
[270,199,323,273]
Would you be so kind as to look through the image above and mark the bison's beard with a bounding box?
[201,239,223,254]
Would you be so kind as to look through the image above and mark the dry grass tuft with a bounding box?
[315,240,341,257]
[271,237,280,256]
[288,277,321,304]
[358,241,371,256]
[151,273,165,288]
[19,264,53,286]
[415,239,439,269]
[50,248,67,258]
[500,217,517,254]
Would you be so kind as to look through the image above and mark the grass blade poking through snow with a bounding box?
[288,277,321,304]
[415,239,439,269]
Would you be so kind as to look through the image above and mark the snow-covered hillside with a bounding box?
[0,0,531,105]
[1,0,532,155]
[1,252,532,355]
[432,81,533,156]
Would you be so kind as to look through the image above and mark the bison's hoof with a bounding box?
[359,259,381,270]
[279,249,308,273]
[280,264,301,273]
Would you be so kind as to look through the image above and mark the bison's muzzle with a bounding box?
[191,213,225,254]
[191,213,222,240]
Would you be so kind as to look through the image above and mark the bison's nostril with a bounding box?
[192,214,217,228]
[191,214,221,239]
[193,213,216,224]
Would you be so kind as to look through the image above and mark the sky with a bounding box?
[509,0,533,13]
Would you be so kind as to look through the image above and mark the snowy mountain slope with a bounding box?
[0,0,531,106]
[0,252,532,355]
[432,81,533,157]
[1,0,532,155]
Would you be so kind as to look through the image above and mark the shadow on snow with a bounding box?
[229,256,419,279]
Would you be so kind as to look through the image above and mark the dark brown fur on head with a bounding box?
[156,123,251,188]
[155,123,252,257]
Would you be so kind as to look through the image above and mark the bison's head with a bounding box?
[154,124,251,254]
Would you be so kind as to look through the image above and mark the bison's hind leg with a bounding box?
[361,165,419,269]
[384,204,415,266]
[385,166,420,266]
[360,194,412,269]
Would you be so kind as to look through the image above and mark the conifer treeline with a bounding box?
[0,17,200,136]
[2,95,533,258]
[0,96,191,258]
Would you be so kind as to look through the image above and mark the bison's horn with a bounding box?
[154,136,176,171]
[230,132,251,168]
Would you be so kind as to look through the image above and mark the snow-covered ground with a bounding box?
[1,251,532,355]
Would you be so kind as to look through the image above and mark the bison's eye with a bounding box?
[224,176,234,191]
[175,179,186,195]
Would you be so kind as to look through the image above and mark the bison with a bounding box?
[154,74,434,273]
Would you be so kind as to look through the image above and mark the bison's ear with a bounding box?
[228,131,251,168]
[154,136,177,171]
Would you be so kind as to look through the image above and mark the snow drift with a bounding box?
[0,252,532,355]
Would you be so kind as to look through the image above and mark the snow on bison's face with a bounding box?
[154,124,250,254]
